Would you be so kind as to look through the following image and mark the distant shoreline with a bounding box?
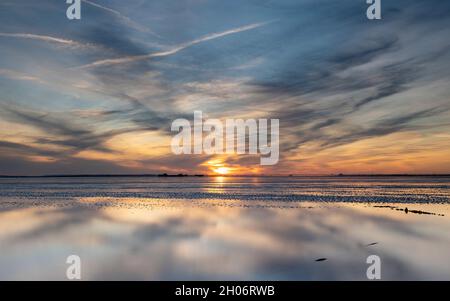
[0,174,449,178]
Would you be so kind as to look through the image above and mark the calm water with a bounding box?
[1,176,450,280]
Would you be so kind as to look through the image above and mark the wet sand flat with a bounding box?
[0,176,449,280]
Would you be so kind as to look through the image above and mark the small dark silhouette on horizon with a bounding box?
[0,173,449,178]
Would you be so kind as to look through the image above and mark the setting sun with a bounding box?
[214,167,230,175]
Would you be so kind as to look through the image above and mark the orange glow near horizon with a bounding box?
[202,158,267,176]
[214,167,230,175]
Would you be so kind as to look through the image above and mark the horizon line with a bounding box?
[1,173,450,178]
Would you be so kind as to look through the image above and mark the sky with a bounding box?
[0,0,449,176]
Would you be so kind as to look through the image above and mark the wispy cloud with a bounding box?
[82,0,159,36]
[0,32,99,49]
[75,21,272,69]
[0,68,42,82]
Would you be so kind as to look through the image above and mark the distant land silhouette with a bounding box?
[0,173,449,178]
